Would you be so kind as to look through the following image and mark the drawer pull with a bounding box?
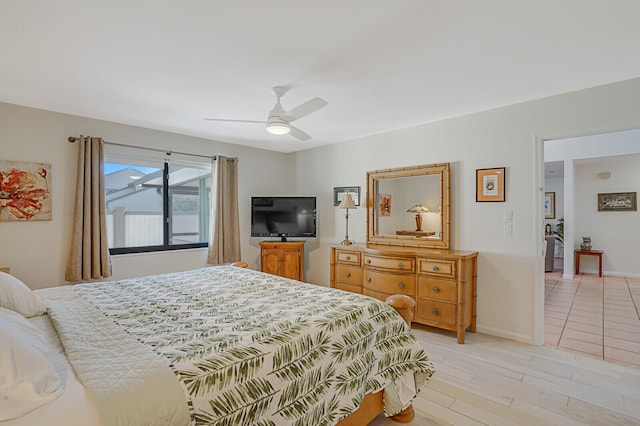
[366,277,372,283]
[432,287,439,293]
[398,262,404,268]
[432,308,438,315]
[345,255,350,260]
[345,272,351,278]
[398,282,405,289]
[366,259,371,264]
[432,265,439,271]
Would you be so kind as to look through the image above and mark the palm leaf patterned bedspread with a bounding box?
[46,266,434,425]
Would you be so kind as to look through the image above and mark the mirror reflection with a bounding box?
[375,175,441,237]
[367,163,450,249]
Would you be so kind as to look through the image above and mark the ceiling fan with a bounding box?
[205,86,327,141]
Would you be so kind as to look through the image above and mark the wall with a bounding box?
[544,176,564,256]
[294,77,640,344]
[574,154,640,276]
[0,102,294,289]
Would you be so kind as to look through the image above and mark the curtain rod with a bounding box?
[67,137,235,161]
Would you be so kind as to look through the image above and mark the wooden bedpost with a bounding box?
[230,261,248,268]
[385,294,416,325]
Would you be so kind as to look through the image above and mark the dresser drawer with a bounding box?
[335,264,362,286]
[336,250,361,265]
[418,258,456,279]
[363,254,415,272]
[418,277,457,302]
[335,282,362,294]
[417,299,456,326]
[363,269,415,296]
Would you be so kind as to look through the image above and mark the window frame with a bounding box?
[105,157,210,255]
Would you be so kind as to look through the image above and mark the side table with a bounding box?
[574,249,603,277]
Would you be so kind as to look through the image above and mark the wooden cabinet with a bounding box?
[330,244,478,343]
[259,241,305,281]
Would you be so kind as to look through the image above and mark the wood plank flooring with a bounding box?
[370,325,640,425]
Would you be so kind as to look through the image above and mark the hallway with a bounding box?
[545,260,640,369]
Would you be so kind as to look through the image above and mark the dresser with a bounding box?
[259,241,305,281]
[330,244,478,343]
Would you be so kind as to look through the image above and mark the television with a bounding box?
[251,196,317,241]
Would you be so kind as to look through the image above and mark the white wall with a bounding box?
[574,154,640,276]
[294,77,640,344]
[544,176,564,256]
[0,102,294,289]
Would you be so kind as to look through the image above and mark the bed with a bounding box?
[0,265,434,425]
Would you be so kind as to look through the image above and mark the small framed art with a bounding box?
[379,193,391,216]
[476,167,506,202]
[544,192,555,219]
[597,192,637,211]
[333,186,360,206]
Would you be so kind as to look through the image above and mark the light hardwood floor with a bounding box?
[370,325,640,425]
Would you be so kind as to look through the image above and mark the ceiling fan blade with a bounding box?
[281,97,327,122]
[204,118,266,124]
[288,125,311,141]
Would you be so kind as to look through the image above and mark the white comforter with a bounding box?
[42,287,191,426]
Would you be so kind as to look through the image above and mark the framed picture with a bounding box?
[0,159,52,222]
[379,193,391,216]
[333,186,360,206]
[544,192,555,219]
[476,167,506,202]
[597,192,637,211]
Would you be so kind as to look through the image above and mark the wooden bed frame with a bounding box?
[231,262,416,425]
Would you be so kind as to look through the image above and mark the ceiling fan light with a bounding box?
[266,122,290,135]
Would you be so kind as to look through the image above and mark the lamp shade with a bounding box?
[406,204,429,213]
[339,193,357,209]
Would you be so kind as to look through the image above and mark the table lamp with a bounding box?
[339,193,357,245]
[406,204,430,231]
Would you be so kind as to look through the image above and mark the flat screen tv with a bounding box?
[251,196,316,241]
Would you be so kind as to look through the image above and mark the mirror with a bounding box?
[366,163,450,249]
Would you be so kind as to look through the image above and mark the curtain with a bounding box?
[207,155,240,264]
[65,136,112,281]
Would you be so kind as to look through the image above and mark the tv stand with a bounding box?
[259,241,305,281]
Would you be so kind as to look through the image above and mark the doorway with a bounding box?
[539,129,640,369]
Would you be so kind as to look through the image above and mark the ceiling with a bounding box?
[2,1,640,154]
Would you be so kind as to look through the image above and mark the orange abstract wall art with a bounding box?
[0,160,52,221]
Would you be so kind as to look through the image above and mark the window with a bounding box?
[104,158,211,254]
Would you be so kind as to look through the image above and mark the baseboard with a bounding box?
[573,269,640,278]
[603,271,640,279]
[475,325,535,345]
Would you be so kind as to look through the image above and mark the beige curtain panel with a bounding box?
[65,136,112,281]
[207,155,241,264]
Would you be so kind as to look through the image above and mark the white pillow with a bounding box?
[0,307,64,420]
[0,271,46,317]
